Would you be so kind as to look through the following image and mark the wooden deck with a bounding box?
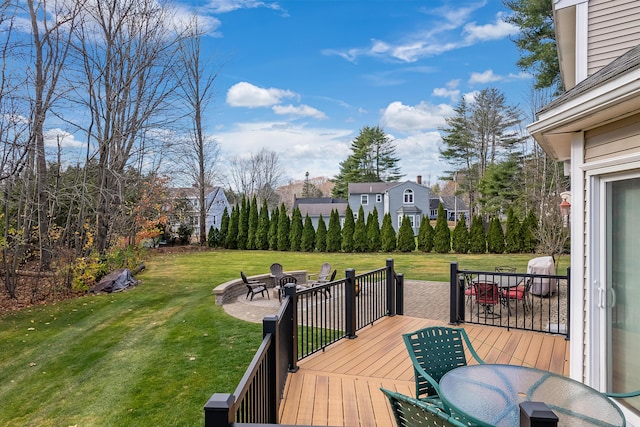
[279,315,570,426]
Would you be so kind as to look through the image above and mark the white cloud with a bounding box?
[463,91,480,103]
[272,104,328,119]
[463,13,519,43]
[226,82,296,108]
[44,129,84,148]
[391,131,447,182]
[433,80,460,101]
[204,0,284,14]
[380,101,454,133]
[468,69,502,84]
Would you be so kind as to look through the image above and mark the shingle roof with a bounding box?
[293,197,347,209]
[297,203,348,217]
[348,182,396,194]
[538,43,640,115]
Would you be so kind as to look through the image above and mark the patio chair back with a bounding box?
[317,262,331,281]
[403,326,484,401]
[270,263,284,281]
[380,388,468,427]
[474,282,500,306]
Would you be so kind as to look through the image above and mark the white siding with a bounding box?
[587,0,640,75]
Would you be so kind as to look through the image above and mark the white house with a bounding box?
[527,1,640,422]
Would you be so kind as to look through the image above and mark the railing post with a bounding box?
[285,284,299,372]
[565,267,571,341]
[396,273,404,315]
[263,316,278,424]
[386,258,396,316]
[345,268,357,339]
[204,393,235,427]
[449,262,459,325]
[519,401,558,426]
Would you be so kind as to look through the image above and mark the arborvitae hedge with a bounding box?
[341,204,355,252]
[277,204,290,251]
[237,196,248,250]
[469,214,486,254]
[452,213,470,254]
[487,216,505,254]
[381,213,396,252]
[256,199,270,250]
[225,205,239,249]
[417,215,433,252]
[289,207,303,251]
[504,207,521,253]
[433,203,451,253]
[353,206,368,252]
[521,209,538,253]
[301,214,316,252]
[367,207,381,252]
[219,207,229,248]
[207,225,219,247]
[397,216,416,252]
[268,206,279,250]
[326,209,342,252]
[315,214,327,252]
[247,196,258,249]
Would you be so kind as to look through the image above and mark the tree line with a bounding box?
[206,195,549,255]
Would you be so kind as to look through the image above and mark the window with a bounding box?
[361,194,369,205]
[376,194,382,203]
[403,189,414,204]
[397,215,403,228]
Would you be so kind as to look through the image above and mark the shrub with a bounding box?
[469,214,486,254]
[433,203,450,253]
[417,215,434,252]
[353,206,368,252]
[397,216,416,252]
[326,209,342,252]
[505,206,522,253]
[381,213,396,252]
[452,213,469,254]
[315,214,327,252]
[341,204,355,252]
[367,207,381,252]
[487,216,505,254]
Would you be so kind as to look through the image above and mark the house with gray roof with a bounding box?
[429,195,469,221]
[293,197,347,230]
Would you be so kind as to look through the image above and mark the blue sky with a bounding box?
[29,0,531,187]
[184,0,532,186]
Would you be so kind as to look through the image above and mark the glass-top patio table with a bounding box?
[439,364,625,427]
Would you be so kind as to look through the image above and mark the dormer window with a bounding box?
[403,189,414,204]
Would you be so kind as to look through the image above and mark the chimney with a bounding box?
[416,175,422,185]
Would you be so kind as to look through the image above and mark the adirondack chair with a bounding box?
[240,271,269,301]
[308,262,331,282]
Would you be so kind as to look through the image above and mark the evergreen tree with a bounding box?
[353,206,368,252]
[326,209,342,252]
[289,207,303,251]
[487,216,505,254]
[367,208,381,252]
[433,203,451,253]
[381,213,397,252]
[469,214,487,254]
[521,209,539,253]
[452,213,470,254]
[315,214,327,252]
[225,205,239,249]
[331,125,403,198]
[301,214,316,252]
[277,204,290,251]
[397,216,416,252]
[417,215,434,252]
[268,206,279,250]
[237,195,249,250]
[207,225,219,247]
[341,204,355,252]
[219,207,229,248]
[256,199,270,250]
[504,206,522,253]
[247,196,259,249]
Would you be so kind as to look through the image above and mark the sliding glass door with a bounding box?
[596,174,640,413]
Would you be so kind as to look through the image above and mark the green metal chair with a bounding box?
[403,326,484,405]
[380,388,470,427]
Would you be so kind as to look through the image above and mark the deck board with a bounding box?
[279,315,570,426]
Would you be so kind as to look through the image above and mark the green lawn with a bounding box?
[0,250,568,426]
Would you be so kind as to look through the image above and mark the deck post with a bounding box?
[263,316,279,423]
[519,401,558,426]
[386,258,396,316]
[345,268,357,339]
[396,273,404,315]
[204,393,235,427]
[449,262,459,324]
[285,284,299,372]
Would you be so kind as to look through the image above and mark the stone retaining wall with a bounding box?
[213,270,307,305]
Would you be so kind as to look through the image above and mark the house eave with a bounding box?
[527,69,640,160]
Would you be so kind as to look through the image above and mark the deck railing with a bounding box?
[204,259,403,426]
[449,262,571,338]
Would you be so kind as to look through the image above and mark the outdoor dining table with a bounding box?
[439,364,625,427]
[472,274,522,288]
